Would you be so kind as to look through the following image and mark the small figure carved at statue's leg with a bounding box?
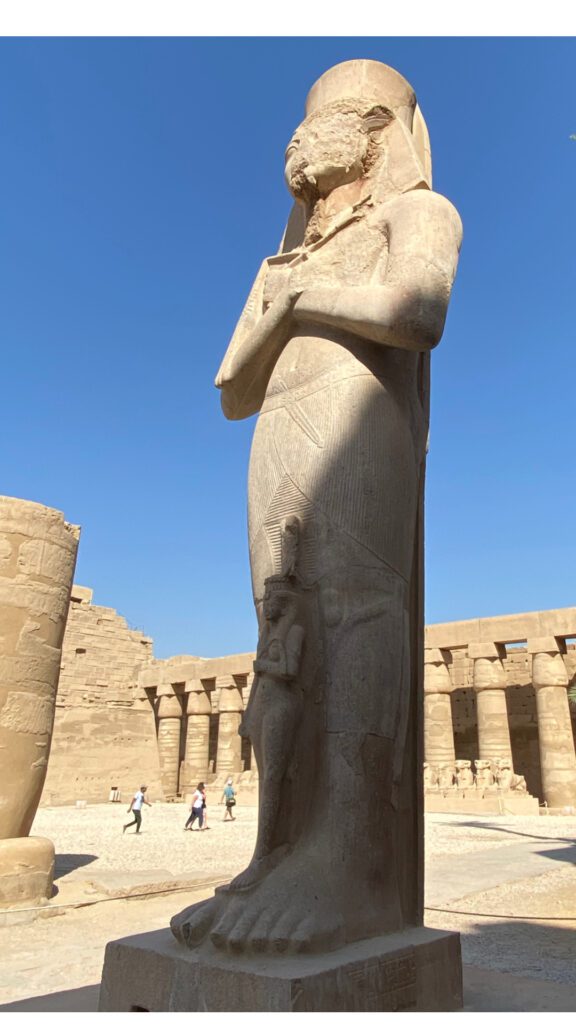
[171,571,408,955]
[171,573,306,947]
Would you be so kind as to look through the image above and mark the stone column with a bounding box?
[216,675,244,775]
[156,691,182,798]
[0,496,80,911]
[529,636,576,809]
[423,648,455,767]
[183,682,212,787]
[469,642,512,765]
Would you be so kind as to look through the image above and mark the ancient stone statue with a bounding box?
[172,58,462,955]
[0,496,79,906]
[437,762,456,790]
[492,757,527,792]
[455,760,475,789]
[423,762,439,790]
[474,759,497,790]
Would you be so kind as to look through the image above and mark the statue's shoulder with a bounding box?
[384,189,463,241]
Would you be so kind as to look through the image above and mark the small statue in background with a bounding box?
[493,757,527,792]
[474,759,497,790]
[423,762,439,790]
[437,763,456,790]
[455,760,475,789]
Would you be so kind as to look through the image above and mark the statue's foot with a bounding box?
[170,891,226,947]
[171,844,402,956]
[228,844,290,892]
[208,855,346,954]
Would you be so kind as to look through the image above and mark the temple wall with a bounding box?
[39,592,576,810]
[41,586,162,805]
[425,608,576,808]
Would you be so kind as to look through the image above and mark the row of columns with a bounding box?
[424,637,576,809]
[145,673,254,798]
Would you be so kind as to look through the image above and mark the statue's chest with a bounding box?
[292,216,386,288]
[264,215,386,306]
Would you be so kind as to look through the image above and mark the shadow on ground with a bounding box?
[53,853,98,879]
[0,984,100,1012]
[436,818,576,845]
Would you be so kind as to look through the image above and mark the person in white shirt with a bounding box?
[123,785,151,834]
[184,783,206,831]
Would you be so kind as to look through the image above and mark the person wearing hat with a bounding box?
[221,777,236,821]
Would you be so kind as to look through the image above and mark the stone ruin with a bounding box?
[0,496,79,913]
[423,618,576,814]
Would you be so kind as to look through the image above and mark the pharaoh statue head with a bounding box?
[281,59,432,249]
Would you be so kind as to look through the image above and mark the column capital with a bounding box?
[424,648,450,666]
[468,641,506,661]
[530,638,569,689]
[156,693,183,719]
[527,636,567,656]
[216,674,245,711]
[156,680,178,697]
[424,649,451,695]
[186,690,212,715]
[470,642,507,692]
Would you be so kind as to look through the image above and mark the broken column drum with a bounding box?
[170,58,462,965]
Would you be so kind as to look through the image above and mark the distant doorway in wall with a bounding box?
[451,687,478,763]
[208,713,219,772]
[241,718,252,771]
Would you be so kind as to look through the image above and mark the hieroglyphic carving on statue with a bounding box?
[172,58,462,955]
[455,760,475,789]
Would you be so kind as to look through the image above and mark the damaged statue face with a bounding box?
[284,100,392,201]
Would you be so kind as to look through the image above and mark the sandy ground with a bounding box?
[0,806,575,1006]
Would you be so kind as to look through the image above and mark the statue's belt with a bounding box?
[262,364,386,413]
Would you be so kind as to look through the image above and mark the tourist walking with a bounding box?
[184,783,205,831]
[123,785,151,834]
[221,777,236,821]
[200,785,210,830]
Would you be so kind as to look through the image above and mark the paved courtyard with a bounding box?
[1,803,576,1010]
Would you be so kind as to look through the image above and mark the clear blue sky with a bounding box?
[2,37,576,658]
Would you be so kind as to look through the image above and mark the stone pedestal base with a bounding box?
[99,925,462,1012]
[426,791,540,815]
[0,836,54,908]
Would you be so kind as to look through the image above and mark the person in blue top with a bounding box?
[221,777,236,821]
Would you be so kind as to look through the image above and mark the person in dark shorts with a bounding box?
[123,785,151,834]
